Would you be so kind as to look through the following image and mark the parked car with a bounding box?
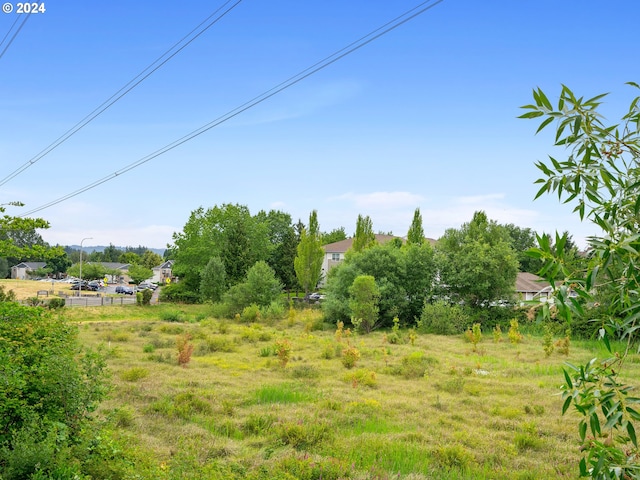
[115,285,134,295]
[137,282,155,291]
[88,280,102,289]
[71,281,96,291]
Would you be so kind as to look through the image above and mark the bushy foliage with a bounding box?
[159,282,201,303]
[222,261,283,315]
[323,241,436,327]
[0,303,108,476]
[348,274,380,333]
[418,300,469,335]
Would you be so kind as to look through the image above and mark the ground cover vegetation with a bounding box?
[5,298,637,479]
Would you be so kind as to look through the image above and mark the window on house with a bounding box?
[331,253,341,262]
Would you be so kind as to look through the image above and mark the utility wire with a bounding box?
[19,0,444,218]
[0,2,40,60]
[0,0,242,187]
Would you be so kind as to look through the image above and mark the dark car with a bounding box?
[71,281,93,291]
[115,285,134,295]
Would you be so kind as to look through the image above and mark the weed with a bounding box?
[112,407,135,428]
[159,324,184,335]
[341,344,360,369]
[218,319,229,334]
[439,377,465,394]
[259,345,274,357]
[160,310,184,323]
[243,413,277,435]
[335,321,344,342]
[276,420,331,449]
[434,444,473,470]
[508,319,523,344]
[493,324,503,343]
[555,329,570,355]
[119,367,149,382]
[177,333,194,367]
[389,351,438,379]
[465,323,483,351]
[142,343,155,353]
[241,304,261,323]
[343,368,378,388]
[275,338,292,367]
[320,341,335,359]
[290,364,320,379]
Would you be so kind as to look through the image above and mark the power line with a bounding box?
[19,0,444,218]
[0,0,243,187]
[0,2,40,60]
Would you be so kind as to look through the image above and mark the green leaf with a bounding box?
[628,421,637,447]
[579,419,587,441]
[562,394,573,415]
[590,411,601,436]
[518,111,544,119]
[537,88,553,110]
[536,116,555,134]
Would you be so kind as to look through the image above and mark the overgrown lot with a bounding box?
[63,304,640,479]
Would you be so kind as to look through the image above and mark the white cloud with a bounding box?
[330,191,425,210]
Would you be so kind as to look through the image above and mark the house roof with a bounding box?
[515,272,551,293]
[323,234,400,253]
[153,260,174,270]
[12,262,46,270]
[323,234,436,253]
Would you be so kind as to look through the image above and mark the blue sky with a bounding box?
[1,0,638,249]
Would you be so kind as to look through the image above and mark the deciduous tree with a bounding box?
[521,83,640,477]
[349,275,380,333]
[351,214,376,253]
[406,208,425,245]
[200,256,226,302]
[436,211,518,307]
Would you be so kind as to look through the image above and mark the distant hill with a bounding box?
[65,245,166,256]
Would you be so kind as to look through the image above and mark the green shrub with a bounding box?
[343,368,378,388]
[46,297,65,309]
[390,351,438,379]
[160,310,185,323]
[119,367,149,382]
[241,304,261,323]
[0,303,107,442]
[419,300,469,335]
[159,283,201,304]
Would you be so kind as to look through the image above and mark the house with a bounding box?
[151,260,174,284]
[320,234,438,284]
[90,262,132,284]
[11,262,47,280]
[515,272,552,302]
[321,234,399,282]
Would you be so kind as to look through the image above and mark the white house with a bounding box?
[515,272,552,302]
[11,262,47,280]
[151,260,174,284]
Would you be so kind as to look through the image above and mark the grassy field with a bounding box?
[0,278,88,299]
[60,303,640,479]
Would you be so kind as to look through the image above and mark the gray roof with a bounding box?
[515,272,551,293]
[12,262,46,270]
